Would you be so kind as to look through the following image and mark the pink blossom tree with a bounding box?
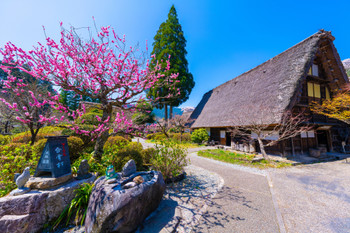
[0,65,60,145]
[1,22,178,159]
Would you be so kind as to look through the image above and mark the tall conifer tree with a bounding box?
[147,5,195,121]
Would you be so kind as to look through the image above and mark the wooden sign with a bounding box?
[34,136,72,178]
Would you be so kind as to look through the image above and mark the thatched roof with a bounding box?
[191,31,348,128]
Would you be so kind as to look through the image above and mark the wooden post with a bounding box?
[291,138,295,156]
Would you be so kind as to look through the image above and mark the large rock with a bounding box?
[121,159,136,177]
[85,171,165,233]
[0,175,96,233]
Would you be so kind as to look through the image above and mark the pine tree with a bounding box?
[147,5,195,121]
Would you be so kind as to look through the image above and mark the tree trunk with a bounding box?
[164,104,168,125]
[169,106,173,120]
[257,137,268,160]
[29,128,39,146]
[4,121,9,134]
[93,104,113,161]
[93,130,110,161]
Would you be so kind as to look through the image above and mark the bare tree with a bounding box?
[230,107,312,159]
[154,113,193,141]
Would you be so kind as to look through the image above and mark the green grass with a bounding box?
[145,139,203,149]
[198,149,293,169]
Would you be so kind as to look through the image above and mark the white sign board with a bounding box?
[307,131,315,138]
[220,130,225,138]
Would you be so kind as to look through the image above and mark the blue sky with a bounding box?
[1,0,349,108]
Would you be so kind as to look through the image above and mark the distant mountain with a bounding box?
[342,59,350,77]
[153,106,194,119]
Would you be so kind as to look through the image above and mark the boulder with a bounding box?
[0,175,96,233]
[76,159,92,180]
[121,159,136,177]
[85,171,165,233]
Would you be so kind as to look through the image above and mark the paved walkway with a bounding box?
[189,153,280,233]
[136,138,350,233]
[270,160,350,233]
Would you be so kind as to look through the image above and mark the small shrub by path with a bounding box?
[198,149,293,169]
[145,139,203,149]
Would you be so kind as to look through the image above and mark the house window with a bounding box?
[307,82,321,98]
[206,128,211,136]
[308,64,319,76]
[301,131,315,138]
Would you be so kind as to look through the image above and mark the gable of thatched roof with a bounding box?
[191,31,348,128]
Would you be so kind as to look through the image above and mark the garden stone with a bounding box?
[25,173,73,189]
[122,159,136,177]
[123,181,137,189]
[16,167,30,188]
[85,171,165,233]
[106,178,118,184]
[76,159,92,180]
[0,175,96,233]
[133,175,144,184]
[252,157,265,163]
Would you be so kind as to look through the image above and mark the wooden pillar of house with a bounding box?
[291,138,295,156]
[327,130,333,152]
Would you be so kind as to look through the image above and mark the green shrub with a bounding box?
[32,139,47,156]
[151,141,188,180]
[141,148,156,164]
[127,141,143,151]
[168,127,178,133]
[154,133,168,141]
[38,126,63,134]
[67,136,84,163]
[0,135,12,145]
[146,133,155,140]
[75,112,103,125]
[191,128,209,144]
[103,136,130,151]
[88,108,103,115]
[102,142,144,172]
[62,125,96,148]
[0,143,37,197]
[172,133,191,142]
[12,132,55,144]
[12,126,62,144]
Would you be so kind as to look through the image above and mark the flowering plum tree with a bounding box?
[1,22,178,159]
[0,65,59,144]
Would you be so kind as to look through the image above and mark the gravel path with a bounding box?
[139,165,224,233]
[270,160,350,233]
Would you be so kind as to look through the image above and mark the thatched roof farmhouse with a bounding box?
[190,30,349,156]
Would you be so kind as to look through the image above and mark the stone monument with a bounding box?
[26,136,73,189]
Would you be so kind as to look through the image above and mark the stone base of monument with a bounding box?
[0,175,96,233]
[25,173,73,190]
